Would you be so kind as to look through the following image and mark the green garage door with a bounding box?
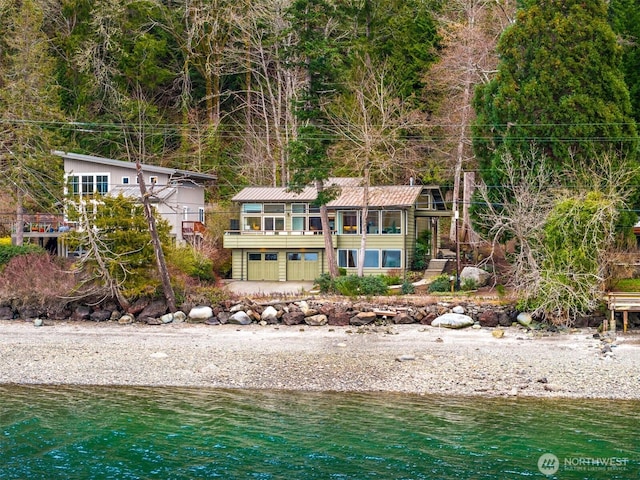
[287,252,319,281]
[247,252,279,280]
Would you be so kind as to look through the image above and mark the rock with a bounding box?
[160,313,174,324]
[229,303,246,313]
[127,297,150,315]
[146,317,163,325]
[478,310,499,327]
[472,323,481,329]
[90,310,111,322]
[173,311,187,324]
[217,311,231,324]
[109,310,122,321]
[517,312,533,327]
[228,311,252,325]
[601,344,612,354]
[205,317,220,325]
[452,305,465,314]
[350,311,377,326]
[460,266,491,287]
[431,313,474,329]
[71,305,91,321]
[139,299,168,319]
[282,311,305,325]
[392,312,414,324]
[188,306,214,322]
[492,329,505,338]
[305,314,328,326]
[118,314,134,324]
[327,310,351,326]
[261,306,279,324]
[33,318,43,327]
[0,306,13,320]
[395,354,416,362]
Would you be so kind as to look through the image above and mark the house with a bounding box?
[51,151,215,249]
[223,178,449,281]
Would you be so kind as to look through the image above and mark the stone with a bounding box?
[33,318,43,327]
[452,305,465,314]
[395,354,416,362]
[229,303,246,313]
[188,306,214,322]
[327,310,351,326]
[173,311,187,324]
[392,312,414,324]
[205,317,220,325]
[71,305,91,321]
[90,310,111,322]
[261,306,279,324]
[492,329,505,338]
[228,311,252,325]
[160,313,174,324]
[305,314,328,326]
[478,310,499,327]
[217,311,231,324]
[118,314,134,324]
[146,317,163,325]
[0,306,13,320]
[517,312,533,327]
[350,311,377,326]
[282,311,305,326]
[109,310,122,321]
[431,313,474,329]
[139,299,168,319]
[460,266,491,287]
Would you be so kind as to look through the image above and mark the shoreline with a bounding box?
[1,320,639,400]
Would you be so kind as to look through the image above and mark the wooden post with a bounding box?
[609,310,616,333]
[623,311,628,333]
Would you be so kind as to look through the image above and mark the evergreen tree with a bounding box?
[473,0,638,186]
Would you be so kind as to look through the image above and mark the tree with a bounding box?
[286,0,348,278]
[0,0,65,245]
[473,0,638,188]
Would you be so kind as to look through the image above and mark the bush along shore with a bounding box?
[0,294,617,331]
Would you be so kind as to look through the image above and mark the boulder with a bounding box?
[118,314,134,324]
[261,306,279,324]
[431,313,474,329]
[188,306,214,322]
[282,311,305,325]
[305,314,328,326]
[392,312,414,324]
[160,313,174,324]
[0,306,14,320]
[478,310,499,327]
[350,311,377,326]
[517,312,533,327]
[90,309,112,322]
[460,266,491,287]
[228,311,253,325]
[139,299,168,319]
[452,305,465,314]
[173,311,187,324]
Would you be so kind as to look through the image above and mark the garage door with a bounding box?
[287,252,319,281]
[247,252,279,280]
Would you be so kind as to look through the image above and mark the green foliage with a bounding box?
[428,274,453,293]
[0,244,44,267]
[401,280,415,295]
[315,273,390,296]
[473,0,638,187]
[610,278,640,292]
[167,245,214,281]
[461,278,477,292]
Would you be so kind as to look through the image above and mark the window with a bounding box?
[366,211,379,234]
[243,203,262,214]
[243,217,261,231]
[82,175,94,195]
[364,250,380,268]
[309,216,322,231]
[264,217,284,231]
[340,211,358,234]
[97,175,108,194]
[68,176,79,195]
[381,211,401,234]
[122,177,130,185]
[304,253,318,261]
[149,176,159,185]
[199,207,205,223]
[248,253,261,261]
[338,249,358,268]
[265,253,278,261]
[291,203,307,214]
[382,250,401,268]
[183,206,189,220]
[264,203,285,214]
[288,253,302,261]
[292,216,306,231]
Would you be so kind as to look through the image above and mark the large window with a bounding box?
[67,174,109,197]
[366,212,379,234]
[340,211,358,234]
[381,211,401,234]
[243,216,261,231]
[382,249,401,268]
[338,249,358,268]
[264,216,285,231]
[364,250,380,268]
[242,203,262,214]
[292,216,306,231]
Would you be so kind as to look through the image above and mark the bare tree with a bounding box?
[327,56,423,276]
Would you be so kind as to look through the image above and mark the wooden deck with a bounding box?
[606,292,640,333]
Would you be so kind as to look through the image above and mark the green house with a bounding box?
[223,179,449,281]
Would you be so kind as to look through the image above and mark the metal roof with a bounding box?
[53,150,217,182]
[232,179,443,208]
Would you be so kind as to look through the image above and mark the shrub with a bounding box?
[428,274,452,293]
[317,274,389,296]
[315,272,334,293]
[461,278,478,291]
[401,280,415,294]
[358,275,388,296]
[168,245,215,281]
[0,244,43,267]
[334,275,362,296]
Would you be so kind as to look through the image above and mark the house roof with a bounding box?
[53,150,217,182]
[232,179,445,209]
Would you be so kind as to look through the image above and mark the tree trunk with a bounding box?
[136,161,177,313]
[357,168,370,277]
[15,188,24,246]
[316,179,338,278]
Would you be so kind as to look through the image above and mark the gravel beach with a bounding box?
[1,320,639,399]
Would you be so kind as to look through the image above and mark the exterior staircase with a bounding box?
[424,258,449,280]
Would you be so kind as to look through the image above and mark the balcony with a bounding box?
[182,221,206,237]
[223,229,333,249]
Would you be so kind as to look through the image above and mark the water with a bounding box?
[0,385,637,479]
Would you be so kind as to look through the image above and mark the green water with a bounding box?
[0,385,637,479]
